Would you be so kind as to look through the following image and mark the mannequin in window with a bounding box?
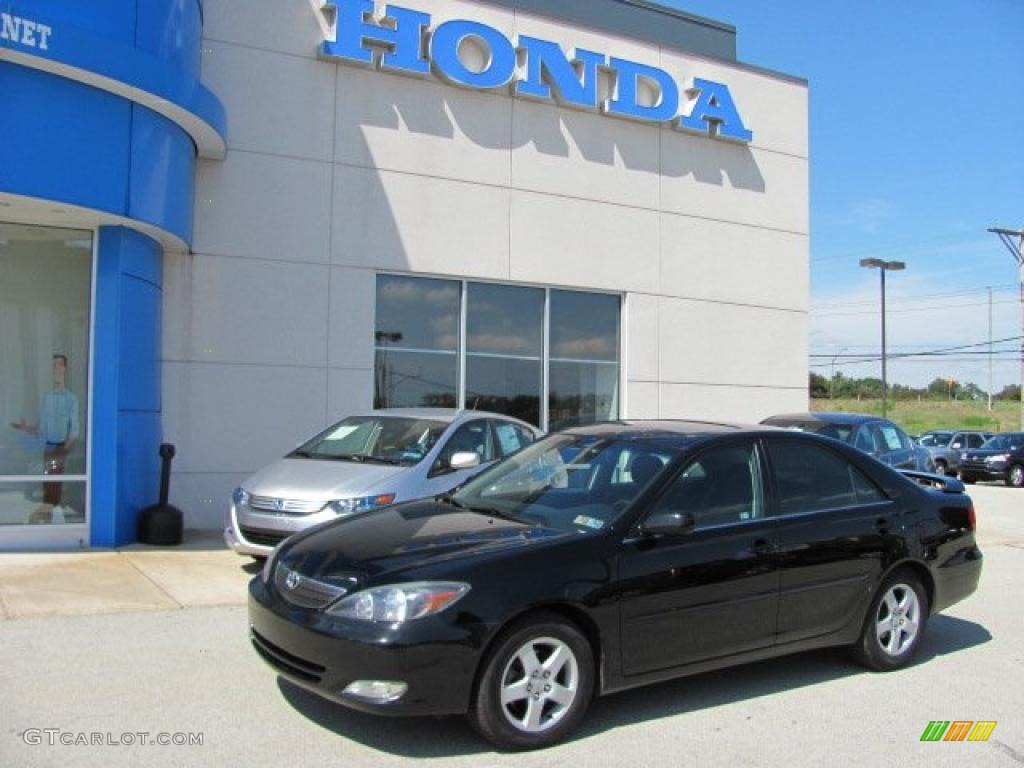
[10,354,80,524]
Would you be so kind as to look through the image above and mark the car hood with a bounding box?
[243,457,406,501]
[278,501,570,586]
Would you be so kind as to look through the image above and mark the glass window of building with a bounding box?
[549,290,620,430]
[465,282,543,426]
[374,275,460,409]
[374,276,620,431]
[0,223,92,527]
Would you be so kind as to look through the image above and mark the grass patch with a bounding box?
[811,398,1022,434]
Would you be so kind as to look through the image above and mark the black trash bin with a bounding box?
[138,443,183,545]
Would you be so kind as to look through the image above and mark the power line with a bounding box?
[808,335,1023,368]
[812,282,1018,309]
[813,297,1018,318]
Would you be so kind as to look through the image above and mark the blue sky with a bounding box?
[662,0,1024,390]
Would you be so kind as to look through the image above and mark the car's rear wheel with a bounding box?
[1007,464,1024,488]
[468,613,594,750]
[853,571,929,671]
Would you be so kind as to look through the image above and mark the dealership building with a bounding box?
[0,0,808,548]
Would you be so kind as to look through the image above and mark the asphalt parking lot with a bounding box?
[2,483,1022,768]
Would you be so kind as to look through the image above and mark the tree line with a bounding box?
[810,372,1022,402]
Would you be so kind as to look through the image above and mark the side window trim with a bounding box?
[631,438,767,535]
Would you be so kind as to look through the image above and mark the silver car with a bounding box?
[224,408,541,557]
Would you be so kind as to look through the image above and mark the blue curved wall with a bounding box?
[0,0,225,546]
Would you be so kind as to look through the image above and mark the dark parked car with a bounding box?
[761,412,935,472]
[959,432,1024,487]
[249,421,981,750]
[915,430,993,476]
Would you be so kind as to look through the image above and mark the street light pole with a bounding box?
[988,227,1024,430]
[860,258,906,418]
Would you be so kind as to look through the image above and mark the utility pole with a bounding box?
[988,286,993,412]
[830,347,847,400]
[988,227,1024,430]
[860,259,905,418]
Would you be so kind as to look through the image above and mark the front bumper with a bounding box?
[224,502,338,557]
[248,577,486,716]
[958,461,1008,481]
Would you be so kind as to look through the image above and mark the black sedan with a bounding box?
[249,421,982,750]
[959,431,1024,487]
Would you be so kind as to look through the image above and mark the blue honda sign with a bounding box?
[320,0,753,143]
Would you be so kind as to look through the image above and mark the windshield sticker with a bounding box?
[573,515,604,530]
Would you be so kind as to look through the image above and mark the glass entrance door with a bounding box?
[0,223,92,547]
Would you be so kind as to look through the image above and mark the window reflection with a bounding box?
[465,283,543,426]
[372,277,620,430]
[374,275,460,409]
[549,291,620,430]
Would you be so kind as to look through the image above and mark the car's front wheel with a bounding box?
[934,460,947,476]
[853,571,929,671]
[468,613,594,750]
[1006,464,1024,488]
[960,473,977,484]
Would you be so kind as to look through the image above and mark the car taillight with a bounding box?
[967,501,976,531]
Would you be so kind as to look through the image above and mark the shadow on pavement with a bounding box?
[277,614,990,757]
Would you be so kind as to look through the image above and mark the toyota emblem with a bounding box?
[285,570,302,590]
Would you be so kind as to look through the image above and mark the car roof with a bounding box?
[350,407,537,428]
[763,412,878,426]
[559,419,781,441]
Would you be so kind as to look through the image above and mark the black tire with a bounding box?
[852,570,929,671]
[934,461,947,476]
[468,612,595,750]
[960,473,977,485]
[1006,464,1024,488]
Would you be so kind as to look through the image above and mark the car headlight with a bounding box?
[986,453,1011,463]
[325,582,470,622]
[232,487,250,507]
[327,493,396,516]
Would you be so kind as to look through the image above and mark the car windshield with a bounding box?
[981,433,1024,451]
[451,433,682,533]
[918,432,954,447]
[290,416,448,465]
[765,419,854,443]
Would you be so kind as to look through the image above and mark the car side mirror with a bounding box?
[951,442,962,449]
[449,451,481,471]
[640,510,696,537]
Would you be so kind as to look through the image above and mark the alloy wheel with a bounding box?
[499,636,579,733]
[1010,465,1024,488]
[875,583,921,657]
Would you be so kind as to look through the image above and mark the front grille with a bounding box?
[251,629,326,683]
[239,526,291,548]
[274,564,349,609]
[248,496,325,515]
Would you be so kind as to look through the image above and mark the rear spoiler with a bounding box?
[899,470,966,494]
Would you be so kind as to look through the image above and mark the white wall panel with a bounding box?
[510,191,659,293]
[202,42,336,162]
[194,153,332,263]
[162,362,326,475]
[332,165,510,279]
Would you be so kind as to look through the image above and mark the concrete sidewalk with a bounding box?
[0,531,257,620]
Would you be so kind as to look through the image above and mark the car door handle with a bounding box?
[875,517,890,534]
